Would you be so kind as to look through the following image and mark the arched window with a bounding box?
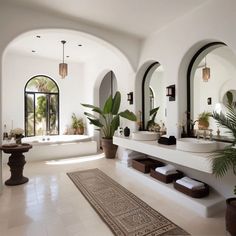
[25,75,59,136]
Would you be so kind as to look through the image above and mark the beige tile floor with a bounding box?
[0,153,227,236]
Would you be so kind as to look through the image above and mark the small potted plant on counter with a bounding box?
[82,91,136,158]
[211,91,236,236]
[71,113,85,135]
[198,111,211,129]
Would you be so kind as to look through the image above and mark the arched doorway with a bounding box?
[99,71,117,109]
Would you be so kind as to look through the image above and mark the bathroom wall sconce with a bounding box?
[127,92,133,104]
[166,85,175,101]
[207,97,212,105]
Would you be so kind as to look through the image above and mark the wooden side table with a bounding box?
[0,143,32,186]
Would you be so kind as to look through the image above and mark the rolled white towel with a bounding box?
[155,164,177,175]
[181,177,205,187]
[176,177,205,190]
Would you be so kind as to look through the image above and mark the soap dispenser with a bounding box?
[124,127,130,137]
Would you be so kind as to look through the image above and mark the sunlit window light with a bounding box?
[45,153,105,165]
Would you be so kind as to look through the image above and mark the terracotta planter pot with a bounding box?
[198,120,209,130]
[101,138,118,159]
[77,127,84,135]
[226,198,236,236]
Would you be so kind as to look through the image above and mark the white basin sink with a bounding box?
[132,131,157,141]
[176,138,218,153]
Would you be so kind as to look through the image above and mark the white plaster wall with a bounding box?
[138,0,236,137]
[137,0,236,198]
[2,50,85,135]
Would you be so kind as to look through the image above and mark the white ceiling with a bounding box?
[5,0,209,63]
[5,0,207,38]
[8,30,113,63]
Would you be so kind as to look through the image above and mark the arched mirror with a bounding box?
[187,42,236,141]
[142,62,166,131]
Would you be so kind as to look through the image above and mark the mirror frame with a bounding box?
[186,41,226,136]
[141,62,160,130]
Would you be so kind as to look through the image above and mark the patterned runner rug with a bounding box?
[67,168,189,236]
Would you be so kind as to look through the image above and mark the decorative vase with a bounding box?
[124,127,130,137]
[101,138,118,159]
[15,134,23,144]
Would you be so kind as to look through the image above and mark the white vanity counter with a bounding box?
[114,136,226,217]
[113,136,215,173]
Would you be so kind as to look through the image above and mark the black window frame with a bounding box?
[24,75,60,137]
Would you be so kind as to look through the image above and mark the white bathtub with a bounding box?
[2,135,98,163]
[22,135,92,145]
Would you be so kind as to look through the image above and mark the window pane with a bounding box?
[49,95,59,134]
[26,113,34,136]
[26,76,58,93]
[25,94,35,136]
[35,94,47,135]
[26,94,34,113]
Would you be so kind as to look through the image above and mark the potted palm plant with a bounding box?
[211,92,236,236]
[81,91,137,158]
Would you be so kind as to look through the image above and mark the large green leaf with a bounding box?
[87,118,103,128]
[119,110,137,121]
[110,115,120,136]
[92,107,104,116]
[211,147,236,178]
[111,91,121,115]
[150,107,159,116]
[84,112,97,119]
[103,95,113,114]
[81,103,99,110]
